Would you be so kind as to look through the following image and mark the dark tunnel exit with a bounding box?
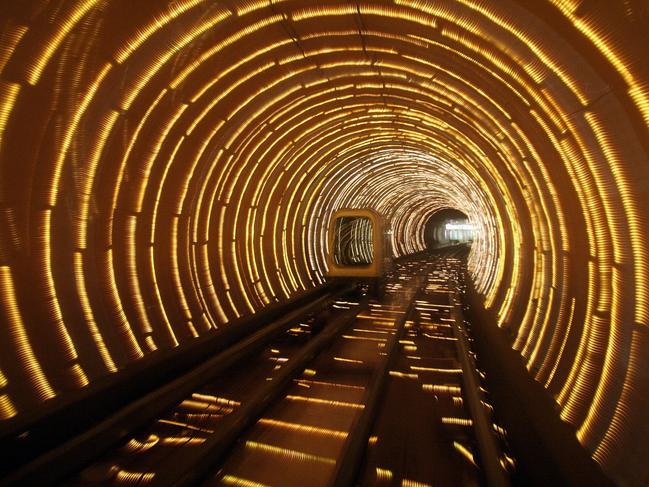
[424,209,474,250]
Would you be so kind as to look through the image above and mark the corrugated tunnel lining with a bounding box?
[0,1,648,485]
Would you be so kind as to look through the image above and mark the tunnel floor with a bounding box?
[45,249,510,486]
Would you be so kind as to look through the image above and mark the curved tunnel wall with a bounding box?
[0,1,648,484]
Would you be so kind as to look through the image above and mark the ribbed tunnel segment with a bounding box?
[0,1,648,484]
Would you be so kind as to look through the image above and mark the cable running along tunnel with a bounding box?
[0,1,649,486]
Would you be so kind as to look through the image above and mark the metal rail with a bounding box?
[165,300,367,486]
[0,281,341,477]
[450,291,510,487]
[329,289,418,487]
[2,284,355,487]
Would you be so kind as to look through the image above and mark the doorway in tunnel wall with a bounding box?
[423,208,473,249]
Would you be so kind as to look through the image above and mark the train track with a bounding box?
[3,247,512,487]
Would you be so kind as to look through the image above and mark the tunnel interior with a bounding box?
[1,1,649,485]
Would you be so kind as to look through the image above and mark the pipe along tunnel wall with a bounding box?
[0,1,649,485]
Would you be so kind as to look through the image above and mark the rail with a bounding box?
[2,283,355,486]
[166,301,365,486]
[330,285,418,487]
[451,290,510,487]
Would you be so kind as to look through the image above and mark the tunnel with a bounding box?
[0,1,648,486]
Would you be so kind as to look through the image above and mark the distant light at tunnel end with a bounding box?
[445,223,475,231]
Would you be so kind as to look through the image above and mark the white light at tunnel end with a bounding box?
[445,223,475,231]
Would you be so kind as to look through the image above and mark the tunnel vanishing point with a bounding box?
[0,1,649,486]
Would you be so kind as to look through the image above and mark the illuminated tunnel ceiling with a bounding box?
[0,0,648,484]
